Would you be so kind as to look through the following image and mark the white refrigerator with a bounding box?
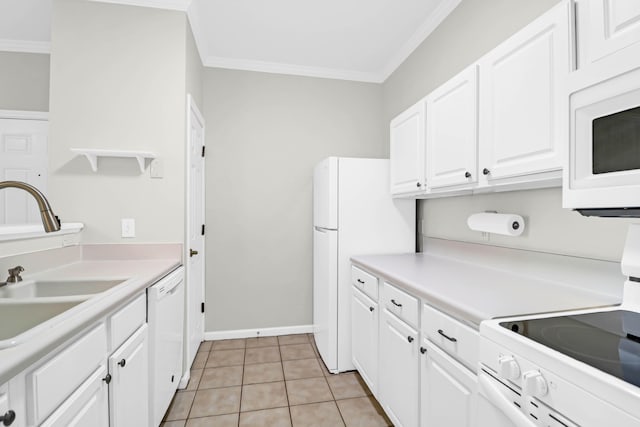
[313,157,415,373]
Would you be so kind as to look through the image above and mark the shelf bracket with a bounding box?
[71,148,155,173]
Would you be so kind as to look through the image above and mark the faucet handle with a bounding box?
[7,266,24,283]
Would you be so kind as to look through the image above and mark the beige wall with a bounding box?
[0,51,50,112]
[185,22,203,109]
[203,69,385,331]
[383,0,632,262]
[48,0,188,244]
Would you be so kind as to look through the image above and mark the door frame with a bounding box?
[181,94,206,387]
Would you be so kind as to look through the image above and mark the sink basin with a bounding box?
[0,300,83,348]
[0,279,125,298]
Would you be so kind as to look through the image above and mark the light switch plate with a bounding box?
[121,218,135,238]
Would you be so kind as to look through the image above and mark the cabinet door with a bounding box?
[351,287,378,395]
[583,0,640,65]
[379,310,419,427]
[40,366,109,427]
[109,324,149,427]
[426,65,478,189]
[479,1,569,182]
[420,339,476,427]
[390,100,426,195]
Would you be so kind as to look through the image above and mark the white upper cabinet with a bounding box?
[572,0,640,92]
[478,1,570,183]
[390,100,426,196]
[578,0,640,67]
[390,1,571,198]
[426,64,479,190]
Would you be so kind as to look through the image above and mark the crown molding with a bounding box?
[0,39,50,54]
[204,56,384,83]
[89,0,192,11]
[379,0,462,81]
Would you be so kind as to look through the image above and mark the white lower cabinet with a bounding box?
[379,309,419,427]
[108,325,149,427]
[351,287,378,394]
[40,366,109,427]
[2,291,152,427]
[351,264,480,427]
[420,339,477,427]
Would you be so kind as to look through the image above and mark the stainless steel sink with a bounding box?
[0,279,125,298]
[0,300,84,348]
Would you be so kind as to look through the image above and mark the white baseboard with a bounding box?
[178,371,190,389]
[204,324,313,341]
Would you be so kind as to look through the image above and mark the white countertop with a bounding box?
[351,239,624,328]
[0,246,180,384]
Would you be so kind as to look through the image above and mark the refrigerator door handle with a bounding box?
[315,226,335,233]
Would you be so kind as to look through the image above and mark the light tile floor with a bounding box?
[161,333,393,427]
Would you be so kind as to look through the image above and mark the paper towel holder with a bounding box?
[467,211,525,236]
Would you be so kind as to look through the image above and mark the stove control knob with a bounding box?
[522,371,548,397]
[498,355,520,380]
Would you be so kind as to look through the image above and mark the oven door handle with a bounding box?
[478,373,538,427]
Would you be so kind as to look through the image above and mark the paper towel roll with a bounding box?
[467,213,525,236]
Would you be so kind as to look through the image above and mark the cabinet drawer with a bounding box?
[29,323,107,424]
[382,282,419,327]
[422,304,479,372]
[109,293,146,352]
[351,266,378,301]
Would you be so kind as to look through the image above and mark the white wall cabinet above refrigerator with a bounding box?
[390,0,571,198]
[389,101,426,196]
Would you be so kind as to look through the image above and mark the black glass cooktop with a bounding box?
[500,310,640,387]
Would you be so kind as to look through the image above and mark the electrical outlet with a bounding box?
[121,218,135,238]
[150,159,164,178]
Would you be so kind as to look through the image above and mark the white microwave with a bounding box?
[564,66,640,216]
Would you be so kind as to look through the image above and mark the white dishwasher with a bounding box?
[148,266,184,427]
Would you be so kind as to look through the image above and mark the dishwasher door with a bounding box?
[148,266,184,427]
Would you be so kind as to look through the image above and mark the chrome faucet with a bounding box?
[0,181,60,232]
[0,266,24,288]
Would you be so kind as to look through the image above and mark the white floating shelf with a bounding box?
[0,222,84,242]
[71,148,156,173]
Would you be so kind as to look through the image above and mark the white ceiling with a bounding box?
[0,0,461,83]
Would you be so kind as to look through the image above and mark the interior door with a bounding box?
[0,117,48,224]
[185,94,206,378]
[313,226,338,372]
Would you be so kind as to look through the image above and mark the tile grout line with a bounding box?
[278,335,294,426]
[315,343,349,427]
[236,341,247,427]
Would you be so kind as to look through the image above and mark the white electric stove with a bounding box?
[479,225,640,427]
